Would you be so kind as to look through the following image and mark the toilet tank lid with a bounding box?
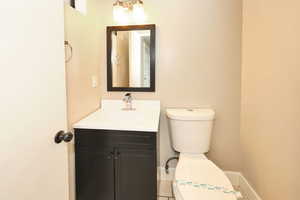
[166,108,215,121]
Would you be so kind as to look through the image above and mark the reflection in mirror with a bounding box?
[111,30,151,88]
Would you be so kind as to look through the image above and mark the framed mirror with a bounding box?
[107,24,156,92]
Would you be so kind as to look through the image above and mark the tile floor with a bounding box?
[158,180,248,200]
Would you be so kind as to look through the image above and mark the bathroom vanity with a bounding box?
[73,100,160,200]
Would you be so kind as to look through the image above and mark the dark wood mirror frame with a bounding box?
[107,24,156,92]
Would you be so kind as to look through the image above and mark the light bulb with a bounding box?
[113,2,122,21]
[113,1,129,24]
[132,1,146,23]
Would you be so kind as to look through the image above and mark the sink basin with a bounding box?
[73,100,161,132]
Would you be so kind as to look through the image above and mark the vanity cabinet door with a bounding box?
[116,148,157,200]
[76,151,114,200]
[75,129,157,200]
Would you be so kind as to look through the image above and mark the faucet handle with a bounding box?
[122,93,135,111]
[123,93,132,102]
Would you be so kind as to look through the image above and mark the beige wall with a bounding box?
[64,5,101,127]
[64,3,102,200]
[94,0,243,170]
[241,0,300,199]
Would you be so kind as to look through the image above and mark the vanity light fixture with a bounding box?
[113,0,146,24]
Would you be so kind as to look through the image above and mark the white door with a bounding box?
[0,1,69,200]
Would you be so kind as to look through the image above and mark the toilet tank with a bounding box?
[166,108,215,154]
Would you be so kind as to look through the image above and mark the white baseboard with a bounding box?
[157,167,262,200]
[225,171,262,200]
[238,174,262,200]
[225,171,242,187]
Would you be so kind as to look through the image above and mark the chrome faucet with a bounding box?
[122,93,135,110]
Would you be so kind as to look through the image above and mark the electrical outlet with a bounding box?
[91,76,98,88]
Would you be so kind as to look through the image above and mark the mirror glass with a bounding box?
[111,30,151,88]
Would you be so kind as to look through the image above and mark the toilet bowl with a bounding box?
[166,108,237,200]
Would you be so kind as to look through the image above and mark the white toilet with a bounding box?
[166,108,238,200]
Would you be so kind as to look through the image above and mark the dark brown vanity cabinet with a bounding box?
[75,129,157,200]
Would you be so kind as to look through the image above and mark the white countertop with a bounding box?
[73,100,161,132]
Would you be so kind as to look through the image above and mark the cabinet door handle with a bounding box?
[114,149,120,200]
[113,149,120,160]
[115,151,121,159]
[107,152,114,159]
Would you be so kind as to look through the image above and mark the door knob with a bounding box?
[55,130,73,144]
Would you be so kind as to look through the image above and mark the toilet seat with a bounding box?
[173,154,237,200]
